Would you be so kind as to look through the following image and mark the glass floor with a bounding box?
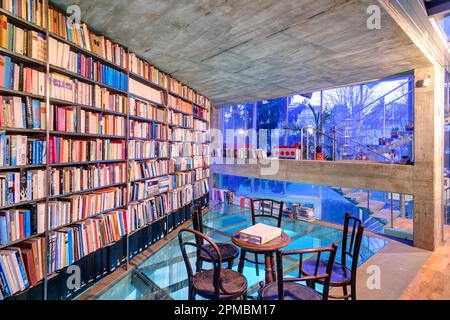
[93,203,388,300]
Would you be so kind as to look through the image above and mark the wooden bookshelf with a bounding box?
[0,0,210,301]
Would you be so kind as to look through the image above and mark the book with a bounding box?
[239,223,282,245]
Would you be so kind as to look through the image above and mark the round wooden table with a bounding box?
[232,231,291,284]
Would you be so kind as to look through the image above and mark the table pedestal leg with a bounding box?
[265,253,273,284]
[270,253,277,282]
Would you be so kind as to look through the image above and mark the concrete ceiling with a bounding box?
[51,0,430,107]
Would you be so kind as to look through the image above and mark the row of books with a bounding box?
[0,16,46,62]
[0,135,46,166]
[193,119,208,132]
[0,203,45,244]
[128,194,168,232]
[49,163,127,197]
[49,37,128,91]
[95,85,127,114]
[193,105,209,121]
[47,209,129,274]
[193,179,209,200]
[168,78,195,103]
[168,110,193,128]
[0,56,45,95]
[1,0,47,28]
[170,142,193,158]
[49,105,126,136]
[193,144,209,157]
[48,137,126,164]
[0,169,45,207]
[94,63,127,91]
[129,177,166,202]
[128,54,210,109]
[167,95,193,115]
[169,157,192,172]
[192,167,210,181]
[0,235,46,298]
[128,53,168,88]
[47,187,127,230]
[0,96,46,130]
[128,140,168,160]
[193,131,207,144]
[48,8,128,69]
[211,188,234,203]
[170,171,192,190]
[129,78,163,105]
[168,184,193,212]
[129,159,169,181]
[129,120,167,140]
[129,97,165,121]
[193,155,210,169]
[50,73,93,105]
[0,245,32,297]
[170,127,192,143]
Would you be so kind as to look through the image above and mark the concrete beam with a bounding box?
[211,160,415,194]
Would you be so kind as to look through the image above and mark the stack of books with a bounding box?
[239,224,282,245]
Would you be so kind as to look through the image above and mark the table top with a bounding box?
[231,230,291,253]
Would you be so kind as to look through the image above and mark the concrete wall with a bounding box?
[211,65,445,251]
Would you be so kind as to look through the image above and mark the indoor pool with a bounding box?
[92,203,388,300]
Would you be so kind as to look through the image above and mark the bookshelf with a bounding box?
[0,0,211,301]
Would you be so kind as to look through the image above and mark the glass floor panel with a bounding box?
[94,203,388,300]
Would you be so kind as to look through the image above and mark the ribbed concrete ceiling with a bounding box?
[51,0,429,107]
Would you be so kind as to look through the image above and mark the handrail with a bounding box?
[331,128,393,161]
[299,126,393,162]
[347,79,411,117]
[355,89,413,123]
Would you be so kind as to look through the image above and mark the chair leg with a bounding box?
[255,253,260,276]
[188,286,195,300]
[343,285,349,301]
[227,259,233,270]
[350,283,357,300]
[238,250,246,274]
[242,291,248,300]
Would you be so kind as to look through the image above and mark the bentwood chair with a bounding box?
[259,244,338,300]
[301,213,364,300]
[191,205,239,271]
[237,199,284,276]
[178,228,248,300]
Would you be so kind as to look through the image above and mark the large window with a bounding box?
[221,73,414,164]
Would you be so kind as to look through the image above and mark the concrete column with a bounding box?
[413,65,445,250]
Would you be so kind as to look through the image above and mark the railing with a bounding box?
[333,79,414,159]
[298,127,393,162]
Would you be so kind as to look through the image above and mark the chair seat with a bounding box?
[260,282,323,300]
[301,260,351,286]
[199,243,239,262]
[193,269,247,300]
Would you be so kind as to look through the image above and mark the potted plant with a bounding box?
[314,146,325,160]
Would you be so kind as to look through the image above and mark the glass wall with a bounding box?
[221,73,414,164]
[215,173,415,239]
[444,69,450,238]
